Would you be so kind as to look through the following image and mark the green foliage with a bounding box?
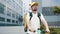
[52,6,60,14]
[40,23,45,31]
[40,22,60,34]
[40,24,60,34]
[50,28,60,34]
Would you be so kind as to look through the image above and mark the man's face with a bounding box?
[31,4,38,11]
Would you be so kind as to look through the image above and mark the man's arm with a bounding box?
[40,13,50,32]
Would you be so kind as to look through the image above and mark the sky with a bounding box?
[42,0,60,7]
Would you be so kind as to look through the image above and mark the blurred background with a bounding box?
[0,0,60,34]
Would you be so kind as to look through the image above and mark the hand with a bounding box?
[45,29,50,33]
[29,28,35,32]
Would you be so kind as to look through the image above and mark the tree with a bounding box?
[52,6,60,14]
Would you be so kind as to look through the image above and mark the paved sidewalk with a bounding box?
[0,26,26,34]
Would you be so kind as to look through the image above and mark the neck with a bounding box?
[32,11,37,14]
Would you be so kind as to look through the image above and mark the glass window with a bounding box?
[0,3,4,14]
[7,8,11,16]
[16,13,19,19]
[7,11,11,16]
[42,7,55,16]
[12,13,15,18]
[12,20,15,23]
[16,21,18,23]
[7,19,10,22]
[0,17,5,22]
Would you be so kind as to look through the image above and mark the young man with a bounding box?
[26,2,50,34]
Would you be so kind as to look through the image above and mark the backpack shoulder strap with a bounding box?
[37,12,41,24]
[29,12,41,21]
[29,12,32,20]
[38,12,41,19]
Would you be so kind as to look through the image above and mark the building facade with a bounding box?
[22,0,32,15]
[0,0,23,26]
[42,7,60,28]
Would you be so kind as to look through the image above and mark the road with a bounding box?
[0,26,26,34]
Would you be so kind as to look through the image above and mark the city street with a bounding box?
[0,0,60,34]
[0,26,26,34]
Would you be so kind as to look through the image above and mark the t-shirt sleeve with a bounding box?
[40,13,45,20]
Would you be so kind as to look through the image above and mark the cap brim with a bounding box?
[30,2,38,7]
